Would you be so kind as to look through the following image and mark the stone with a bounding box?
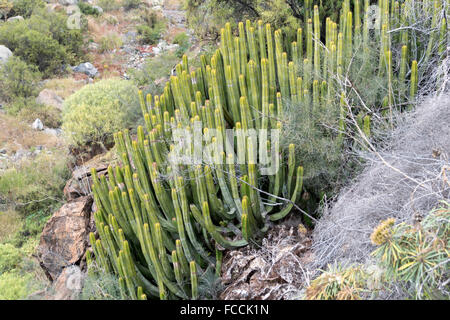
[72,62,98,78]
[37,196,95,281]
[44,128,62,136]
[36,89,64,110]
[59,0,78,5]
[7,16,24,22]
[0,45,13,65]
[92,5,103,14]
[32,118,44,131]
[50,265,85,300]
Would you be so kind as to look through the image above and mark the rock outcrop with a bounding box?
[37,196,95,281]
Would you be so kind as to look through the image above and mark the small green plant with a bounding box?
[136,24,162,45]
[99,33,123,53]
[80,262,130,300]
[78,2,101,16]
[129,51,179,89]
[173,32,190,57]
[62,78,141,147]
[122,0,141,10]
[371,202,450,299]
[0,243,22,274]
[306,201,450,300]
[9,0,44,18]
[0,151,70,218]
[97,0,120,12]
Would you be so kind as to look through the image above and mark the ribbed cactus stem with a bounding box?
[190,261,198,300]
[410,60,418,103]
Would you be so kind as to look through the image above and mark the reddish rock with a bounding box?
[38,196,94,281]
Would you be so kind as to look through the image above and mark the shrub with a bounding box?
[306,201,450,300]
[99,33,123,53]
[0,243,22,274]
[122,0,141,10]
[62,79,141,147]
[0,210,21,243]
[128,51,179,89]
[136,24,161,45]
[0,271,35,299]
[0,0,13,20]
[0,151,70,217]
[0,8,84,76]
[9,0,44,18]
[185,0,344,39]
[97,0,120,12]
[0,56,41,102]
[173,32,190,57]
[78,1,101,16]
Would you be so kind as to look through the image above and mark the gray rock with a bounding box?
[13,149,29,162]
[32,118,44,131]
[7,16,24,22]
[0,45,13,65]
[71,62,98,78]
[44,128,62,136]
[59,0,78,5]
[92,5,103,14]
[36,89,64,110]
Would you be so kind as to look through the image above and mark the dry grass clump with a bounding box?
[43,78,86,100]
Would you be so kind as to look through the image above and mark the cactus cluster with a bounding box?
[87,0,447,300]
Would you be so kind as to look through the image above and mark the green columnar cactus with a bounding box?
[87,2,444,299]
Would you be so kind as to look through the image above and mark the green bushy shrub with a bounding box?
[185,0,344,39]
[99,33,123,53]
[0,271,35,299]
[0,243,22,274]
[78,1,101,16]
[0,8,84,76]
[122,0,141,10]
[173,32,190,57]
[128,51,179,89]
[97,0,120,12]
[0,151,70,218]
[9,0,44,18]
[136,24,162,45]
[0,56,41,101]
[62,79,141,147]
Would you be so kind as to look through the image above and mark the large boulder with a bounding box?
[37,196,95,281]
[0,45,13,65]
